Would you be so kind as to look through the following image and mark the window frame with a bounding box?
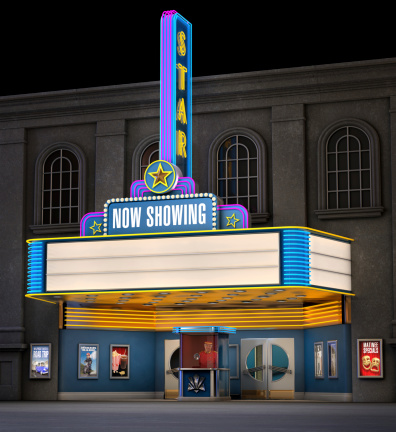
[132,135,160,183]
[316,119,383,219]
[208,128,269,224]
[31,142,86,234]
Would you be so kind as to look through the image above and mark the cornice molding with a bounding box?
[0,58,395,123]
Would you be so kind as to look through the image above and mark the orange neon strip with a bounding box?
[66,324,156,329]
[63,301,343,330]
[304,300,341,311]
[67,307,155,314]
[65,314,155,321]
[66,317,342,330]
[304,308,342,317]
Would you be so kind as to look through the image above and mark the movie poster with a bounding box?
[327,340,338,378]
[357,339,383,378]
[78,344,99,379]
[30,344,51,379]
[314,342,324,379]
[110,345,130,379]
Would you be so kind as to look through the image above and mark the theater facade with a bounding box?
[1,13,396,403]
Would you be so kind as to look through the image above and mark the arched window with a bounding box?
[140,142,159,179]
[217,135,258,212]
[132,135,160,182]
[209,128,269,224]
[316,119,383,219]
[31,143,86,233]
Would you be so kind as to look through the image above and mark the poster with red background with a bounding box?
[357,339,383,378]
[110,345,130,379]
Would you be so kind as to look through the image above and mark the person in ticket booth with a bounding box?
[198,341,218,368]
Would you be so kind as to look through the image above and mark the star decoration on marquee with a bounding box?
[89,221,102,235]
[149,163,172,188]
[226,213,240,228]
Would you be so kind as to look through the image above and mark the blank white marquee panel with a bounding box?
[46,233,280,292]
[309,234,351,291]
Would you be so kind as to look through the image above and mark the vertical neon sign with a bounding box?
[160,10,192,178]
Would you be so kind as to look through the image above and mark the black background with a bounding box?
[1,6,393,96]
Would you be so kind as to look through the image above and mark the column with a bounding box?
[271,104,307,227]
[0,128,27,400]
[95,120,127,211]
[389,97,396,343]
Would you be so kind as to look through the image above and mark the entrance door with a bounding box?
[241,338,294,400]
[164,339,180,399]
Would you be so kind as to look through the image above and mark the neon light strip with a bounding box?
[217,204,249,228]
[27,226,354,244]
[160,11,176,163]
[159,11,192,177]
[80,212,105,236]
[282,229,311,285]
[27,241,45,294]
[130,177,196,198]
[63,301,342,331]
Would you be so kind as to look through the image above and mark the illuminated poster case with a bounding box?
[78,344,99,379]
[29,343,51,379]
[357,339,383,378]
[110,344,130,379]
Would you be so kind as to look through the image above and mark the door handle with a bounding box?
[166,368,180,374]
[243,365,266,375]
[268,365,292,374]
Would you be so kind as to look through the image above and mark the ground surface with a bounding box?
[0,400,395,431]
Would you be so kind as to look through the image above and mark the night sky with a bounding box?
[1,6,393,97]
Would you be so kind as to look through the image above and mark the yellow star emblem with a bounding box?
[90,221,102,235]
[226,213,240,228]
[149,163,172,188]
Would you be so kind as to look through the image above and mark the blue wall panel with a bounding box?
[304,324,352,393]
[59,329,156,392]
[59,326,351,396]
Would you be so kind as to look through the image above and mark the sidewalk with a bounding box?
[0,400,395,432]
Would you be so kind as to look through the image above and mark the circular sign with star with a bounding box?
[144,160,180,194]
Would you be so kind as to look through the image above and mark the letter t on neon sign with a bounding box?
[160,10,192,178]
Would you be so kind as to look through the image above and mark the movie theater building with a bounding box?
[1,56,396,402]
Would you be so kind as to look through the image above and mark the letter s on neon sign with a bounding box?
[177,31,186,56]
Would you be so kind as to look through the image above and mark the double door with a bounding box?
[241,338,294,400]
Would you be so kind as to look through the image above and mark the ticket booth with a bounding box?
[173,326,235,400]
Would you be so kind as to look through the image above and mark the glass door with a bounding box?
[241,338,294,399]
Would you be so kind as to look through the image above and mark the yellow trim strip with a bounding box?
[25,285,355,298]
[25,294,57,305]
[26,226,354,243]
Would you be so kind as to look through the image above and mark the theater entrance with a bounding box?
[241,338,295,400]
[164,339,180,399]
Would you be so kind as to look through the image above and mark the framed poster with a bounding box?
[30,343,51,379]
[327,340,338,378]
[357,339,383,378]
[78,344,99,379]
[314,342,324,379]
[110,345,130,379]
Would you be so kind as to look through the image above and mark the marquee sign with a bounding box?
[76,10,249,238]
[144,160,181,194]
[160,10,192,178]
[106,194,218,235]
[27,228,353,295]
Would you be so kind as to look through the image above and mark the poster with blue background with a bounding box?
[78,344,99,379]
[30,343,51,379]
